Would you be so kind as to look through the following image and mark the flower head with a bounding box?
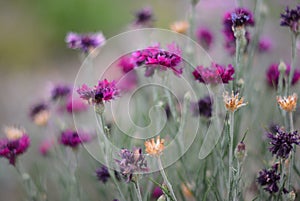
[51,84,71,101]
[118,56,136,73]
[115,147,148,182]
[266,63,300,87]
[145,136,165,156]
[258,38,272,53]
[193,63,235,85]
[0,127,30,165]
[192,96,213,118]
[29,102,50,126]
[66,96,88,113]
[77,79,119,105]
[280,5,300,33]
[277,93,298,112]
[59,129,92,148]
[230,8,255,28]
[96,165,111,183]
[152,186,164,199]
[257,163,281,194]
[170,21,189,34]
[223,91,247,112]
[196,28,213,50]
[39,139,54,156]
[134,7,154,27]
[267,127,300,159]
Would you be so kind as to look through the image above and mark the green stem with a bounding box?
[134,179,143,201]
[228,112,235,201]
[287,33,298,95]
[288,112,295,190]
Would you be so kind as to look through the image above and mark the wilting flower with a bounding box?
[257,163,281,194]
[277,93,298,112]
[223,91,247,112]
[115,147,148,182]
[59,129,92,148]
[66,96,88,113]
[280,5,300,33]
[193,63,235,85]
[170,21,189,34]
[0,127,30,165]
[152,186,164,199]
[65,32,106,53]
[192,96,213,118]
[51,84,71,101]
[266,63,300,87]
[29,102,50,126]
[258,38,272,53]
[134,7,154,27]
[96,165,111,183]
[77,79,119,105]
[196,28,213,50]
[39,139,54,156]
[145,136,165,156]
[267,127,300,159]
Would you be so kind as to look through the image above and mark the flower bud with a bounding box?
[235,141,246,162]
[287,191,296,201]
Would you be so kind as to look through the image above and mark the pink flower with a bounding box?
[39,139,54,156]
[196,28,213,50]
[59,129,93,148]
[66,96,88,113]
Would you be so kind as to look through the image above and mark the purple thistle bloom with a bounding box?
[115,147,148,182]
[118,56,137,73]
[77,79,119,105]
[96,165,111,183]
[196,28,213,50]
[193,63,235,85]
[51,84,71,101]
[267,128,300,159]
[134,7,154,27]
[280,5,300,33]
[152,186,164,199]
[59,129,92,148]
[266,63,300,87]
[65,32,105,53]
[257,163,281,194]
[230,8,255,28]
[0,133,30,166]
[66,96,88,114]
[192,96,213,118]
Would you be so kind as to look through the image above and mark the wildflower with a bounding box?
[66,96,88,113]
[0,127,30,165]
[277,93,298,112]
[258,38,272,53]
[115,147,148,182]
[152,186,164,199]
[193,63,235,85]
[77,79,119,105]
[235,141,246,162]
[223,91,247,112]
[170,21,189,34]
[29,102,50,126]
[65,32,105,53]
[39,139,54,156]
[134,7,154,27]
[196,28,213,50]
[280,5,300,33]
[191,96,213,118]
[118,56,136,73]
[51,84,71,101]
[59,129,92,148]
[257,163,281,194]
[266,63,300,87]
[96,165,111,183]
[267,128,300,159]
[145,136,165,156]
[230,8,255,28]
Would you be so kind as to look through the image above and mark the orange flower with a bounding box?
[4,126,24,140]
[277,93,298,112]
[223,91,247,112]
[170,21,189,34]
[145,136,165,156]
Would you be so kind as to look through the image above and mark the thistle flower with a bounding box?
[152,186,164,199]
[267,128,300,159]
[29,102,50,126]
[196,28,213,50]
[0,127,30,165]
[191,96,213,118]
[115,147,148,182]
[59,129,92,148]
[118,56,136,73]
[266,63,300,87]
[51,84,71,101]
[77,79,119,105]
[145,136,165,156]
[66,96,88,114]
[170,21,189,34]
[258,38,272,53]
[257,163,281,194]
[134,7,154,27]
[276,93,298,112]
[39,139,54,156]
[96,165,111,183]
[65,32,105,53]
[280,5,300,33]
[192,63,235,85]
[223,91,247,112]
[230,8,255,28]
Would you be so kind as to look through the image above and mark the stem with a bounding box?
[228,112,235,201]
[134,179,143,201]
[158,156,178,201]
[287,33,298,95]
[289,112,294,132]
[288,112,295,190]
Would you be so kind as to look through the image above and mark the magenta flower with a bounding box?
[59,129,92,148]
[196,28,213,50]
[258,38,272,53]
[280,5,300,33]
[65,32,105,53]
[39,139,54,156]
[134,7,154,27]
[77,79,119,105]
[266,63,300,87]
[152,186,164,199]
[193,63,235,85]
[0,128,30,166]
[66,96,88,113]
[118,56,136,73]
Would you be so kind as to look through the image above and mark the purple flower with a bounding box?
[115,147,148,182]
[0,128,30,166]
[258,38,272,53]
[66,96,88,113]
[230,8,255,28]
[118,56,136,73]
[196,28,213,50]
[193,63,235,85]
[96,165,111,183]
[65,32,105,53]
[267,128,300,159]
[77,79,119,105]
[59,129,92,148]
[29,102,49,126]
[134,7,154,27]
[192,96,213,118]
[266,63,300,87]
[280,5,300,33]
[152,186,164,199]
[51,84,71,101]
[257,164,281,194]
[39,139,54,156]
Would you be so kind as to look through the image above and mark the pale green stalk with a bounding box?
[287,33,298,95]
[227,112,234,201]
[134,180,143,201]
[287,111,294,190]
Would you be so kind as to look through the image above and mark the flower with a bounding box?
[280,5,300,33]
[51,84,71,101]
[235,141,246,162]
[77,79,119,105]
[29,102,50,126]
[230,8,255,28]
[0,127,30,165]
[258,38,272,53]
[118,56,136,73]
[192,96,213,118]
[145,136,165,156]
[277,93,298,112]
[223,91,247,112]
[39,139,54,156]
[257,163,281,194]
[266,63,300,87]
[170,21,189,34]
[196,28,213,50]
[193,63,235,85]
[66,96,88,113]
[65,32,105,53]
[96,165,111,183]
[134,7,154,27]
[267,128,300,159]
[152,186,164,199]
[59,129,92,148]
[115,147,148,182]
